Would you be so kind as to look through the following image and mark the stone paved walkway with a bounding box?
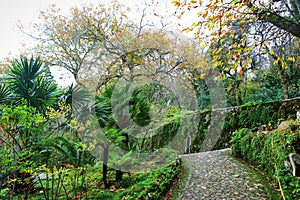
[176,148,277,200]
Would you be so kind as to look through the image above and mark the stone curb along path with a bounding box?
[176,148,277,200]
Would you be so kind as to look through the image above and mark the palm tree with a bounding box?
[3,56,58,112]
[0,83,11,105]
[95,84,153,183]
[95,84,115,128]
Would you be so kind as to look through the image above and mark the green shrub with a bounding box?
[231,126,300,199]
[116,159,182,199]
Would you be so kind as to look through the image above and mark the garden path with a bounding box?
[174,148,277,200]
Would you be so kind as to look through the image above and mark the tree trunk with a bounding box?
[115,133,129,182]
[234,78,243,106]
[115,170,123,182]
[278,65,289,99]
[236,89,243,106]
[102,147,109,188]
[282,78,289,100]
[250,3,300,38]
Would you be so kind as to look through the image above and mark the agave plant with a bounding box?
[3,56,58,113]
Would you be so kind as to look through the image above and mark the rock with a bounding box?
[289,153,300,178]
[278,120,293,130]
[284,160,291,170]
[33,173,47,183]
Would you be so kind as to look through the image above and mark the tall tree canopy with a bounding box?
[173,0,300,67]
[22,1,204,94]
[173,0,300,101]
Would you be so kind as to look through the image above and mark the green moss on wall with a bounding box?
[191,98,300,152]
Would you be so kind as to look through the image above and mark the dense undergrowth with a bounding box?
[231,122,300,199]
[0,159,182,200]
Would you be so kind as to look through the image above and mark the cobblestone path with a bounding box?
[176,148,277,200]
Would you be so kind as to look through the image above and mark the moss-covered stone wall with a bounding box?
[191,97,300,152]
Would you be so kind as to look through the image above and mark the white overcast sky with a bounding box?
[0,0,76,60]
[0,0,195,60]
